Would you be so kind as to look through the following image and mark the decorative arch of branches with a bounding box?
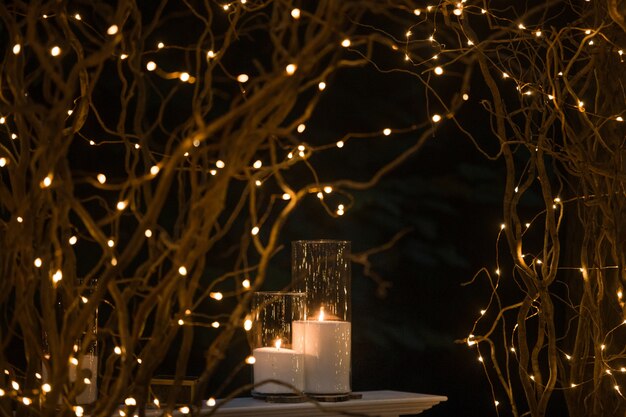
[0,1,624,417]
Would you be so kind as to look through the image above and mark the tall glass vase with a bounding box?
[291,240,351,396]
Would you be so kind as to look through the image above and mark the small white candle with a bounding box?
[252,340,304,394]
[292,309,351,394]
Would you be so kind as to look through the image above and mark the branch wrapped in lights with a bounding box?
[0,1,440,416]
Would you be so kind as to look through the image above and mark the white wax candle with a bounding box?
[292,320,351,394]
[252,347,304,394]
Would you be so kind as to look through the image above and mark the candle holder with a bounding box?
[291,240,352,398]
[251,291,306,396]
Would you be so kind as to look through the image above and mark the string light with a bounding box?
[179,72,190,82]
[383,128,391,136]
[114,346,122,355]
[434,66,443,75]
[252,160,262,169]
[324,186,333,194]
[432,114,442,122]
[124,397,136,406]
[211,321,220,328]
[146,61,157,71]
[245,356,255,364]
[41,383,51,393]
[207,50,216,59]
[282,193,291,200]
[75,406,84,417]
[145,229,153,238]
[69,235,78,245]
[179,406,190,414]
[0,158,7,167]
[22,397,32,406]
[157,42,165,49]
[336,140,344,148]
[318,81,327,90]
[178,266,188,276]
[150,165,160,175]
[216,160,225,168]
[210,292,223,300]
[291,8,301,19]
[10,133,17,140]
[207,398,216,407]
[251,226,259,235]
[121,54,128,60]
[11,381,19,390]
[12,44,21,55]
[116,200,128,210]
[341,39,351,47]
[297,124,306,133]
[242,279,250,289]
[107,239,115,247]
[34,258,42,267]
[107,25,119,35]
[50,46,61,56]
[97,173,107,184]
[236,74,249,83]
[16,216,23,223]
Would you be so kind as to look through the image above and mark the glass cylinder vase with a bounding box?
[251,291,306,395]
[291,240,351,396]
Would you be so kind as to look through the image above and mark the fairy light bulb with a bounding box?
[41,173,53,188]
[50,46,61,56]
[414,9,421,15]
[12,44,21,55]
[255,180,261,186]
[323,186,333,193]
[216,160,225,168]
[125,397,136,406]
[237,74,249,83]
[179,406,190,414]
[150,165,160,175]
[97,173,106,184]
[282,193,291,200]
[207,50,216,59]
[434,66,443,75]
[22,397,32,406]
[210,292,223,300]
[243,318,252,330]
[253,160,262,169]
[245,356,255,364]
[616,116,623,122]
[291,8,301,19]
[179,72,190,82]
[251,226,259,236]
[34,258,42,268]
[341,39,351,47]
[157,42,165,49]
[146,61,157,71]
[52,270,63,284]
[0,158,7,167]
[178,319,184,326]
[211,321,220,328]
[107,25,119,35]
[75,406,84,417]
[285,64,297,75]
[116,200,128,210]
[178,266,188,276]
[207,398,216,407]
[242,279,250,289]
[114,346,122,355]
[432,114,442,123]
[336,140,344,148]
[107,239,115,247]
[318,81,326,90]
[383,128,391,136]
[297,123,306,133]
[69,235,78,245]
[42,383,51,393]
[144,229,152,238]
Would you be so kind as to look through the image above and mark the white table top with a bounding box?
[150,390,447,416]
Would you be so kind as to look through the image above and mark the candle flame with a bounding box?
[274,339,282,349]
[318,307,325,321]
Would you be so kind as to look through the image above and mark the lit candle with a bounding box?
[252,339,304,394]
[292,307,351,394]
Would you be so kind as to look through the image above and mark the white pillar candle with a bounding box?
[252,342,304,394]
[292,317,351,394]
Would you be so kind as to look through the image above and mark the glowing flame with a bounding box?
[275,339,282,349]
[318,307,325,321]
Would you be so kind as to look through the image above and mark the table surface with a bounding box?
[148,390,447,416]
